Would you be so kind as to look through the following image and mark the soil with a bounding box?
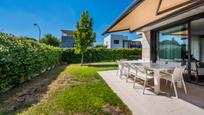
[0,65,66,115]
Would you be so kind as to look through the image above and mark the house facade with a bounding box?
[103,0,204,82]
[103,34,141,48]
[61,30,75,48]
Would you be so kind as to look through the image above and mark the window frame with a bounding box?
[113,40,120,44]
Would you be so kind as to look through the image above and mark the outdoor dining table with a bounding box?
[124,61,177,94]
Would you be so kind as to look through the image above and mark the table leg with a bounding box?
[154,71,160,94]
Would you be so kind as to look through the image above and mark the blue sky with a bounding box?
[0,0,136,44]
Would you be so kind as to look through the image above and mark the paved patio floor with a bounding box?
[98,70,204,115]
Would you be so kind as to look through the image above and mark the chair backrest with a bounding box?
[121,62,130,70]
[116,60,122,69]
[128,63,136,69]
[128,64,138,74]
[186,62,198,71]
[172,66,186,80]
[135,65,147,74]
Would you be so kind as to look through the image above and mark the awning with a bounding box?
[103,0,203,35]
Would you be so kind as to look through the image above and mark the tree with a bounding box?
[0,32,15,37]
[40,34,60,47]
[74,11,96,65]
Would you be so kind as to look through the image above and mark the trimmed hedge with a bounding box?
[62,48,142,63]
[0,35,62,91]
[0,33,141,91]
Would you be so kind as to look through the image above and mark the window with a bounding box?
[158,24,188,61]
[137,33,143,39]
[114,40,119,44]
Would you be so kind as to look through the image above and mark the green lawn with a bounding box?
[19,62,131,115]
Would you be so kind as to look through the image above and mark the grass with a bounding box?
[18,62,131,115]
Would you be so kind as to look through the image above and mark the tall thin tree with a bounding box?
[74,11,96,65]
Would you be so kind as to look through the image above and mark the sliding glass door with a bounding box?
[158,24,188,62]
[154,15,204,84]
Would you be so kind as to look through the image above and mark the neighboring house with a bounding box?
[132,39,142,48]
[61,30,75,48]
[103,0,204,81]
[103,34,141,48]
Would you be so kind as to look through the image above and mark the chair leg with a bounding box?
[168,82,171,97]
[165,80,168,86]
[182,79,187,94]
[146,80,148,86]
[126,72,129,83]
[126,71,129,83]
[172,80,178,98]
[143,79,147,94]
[119,70,122,79]
[195,72,199,82]
[133,76,136,88]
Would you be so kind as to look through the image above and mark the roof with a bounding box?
[61,30,75,36]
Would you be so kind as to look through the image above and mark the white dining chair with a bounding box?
[185,61,199,81]
[132,65,154,94]
[116,59,128,76]
[116,60,122,76]
[119,62,129,80]
[160,66,187,98]
[125,63,137,83]
[166,62,181,74]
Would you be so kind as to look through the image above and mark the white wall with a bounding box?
[103,35,128,48]
[103,35,111,48]
[138,31,151,61]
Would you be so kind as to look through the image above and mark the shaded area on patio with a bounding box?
[99,70,204,115]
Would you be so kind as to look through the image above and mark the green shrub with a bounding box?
[0,33,141,91]
[62,48,142,63]
[0,35,62,91]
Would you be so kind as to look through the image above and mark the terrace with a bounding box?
[101,1,204,114]
[99,60,204,115]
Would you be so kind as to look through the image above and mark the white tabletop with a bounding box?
[124,61,174,70]
[122,60,150,64]
[122,61,177,94]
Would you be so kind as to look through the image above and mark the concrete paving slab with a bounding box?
[98,70,204,115]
